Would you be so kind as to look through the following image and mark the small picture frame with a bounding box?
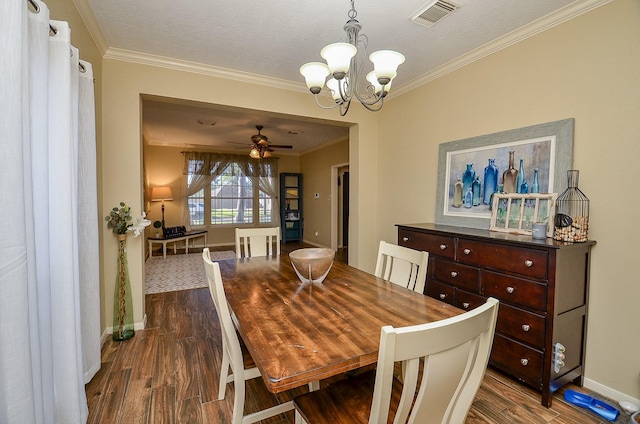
[490,193,557,236]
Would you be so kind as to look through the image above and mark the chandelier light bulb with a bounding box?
[366,71,393,95]
[326,78,344,102]
[321,42,357,79]
[300,62,330,94]
[369,50,405,85]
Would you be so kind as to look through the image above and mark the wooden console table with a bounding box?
[147,230,208,259]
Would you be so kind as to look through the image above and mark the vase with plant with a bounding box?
[105,202,150,341]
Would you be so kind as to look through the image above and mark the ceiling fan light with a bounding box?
[249,146,261,158]
[300,62,330,94]
[369,50,405,84]
[366,71,392,95]
[321,42,357,79]
[262,150,272,158]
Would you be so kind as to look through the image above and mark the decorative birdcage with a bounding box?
[553,170,589,242]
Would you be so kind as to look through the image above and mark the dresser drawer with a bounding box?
[398,229,454,259]
[432,258,480,293]
[457,239,548,279]
[425,279,454,304]
[497,303,545,348]
[454,289,486,312]
[491,335,543,389]
[482,270,547,312]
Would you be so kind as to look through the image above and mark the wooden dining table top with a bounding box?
[217,254,462,393]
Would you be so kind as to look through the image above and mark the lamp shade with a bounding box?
[300,62,330,94]
[249,146,261,158]
[321,42,357,78]
[369,50,405,84]
[151,186,173,201]
[326,78,344,102]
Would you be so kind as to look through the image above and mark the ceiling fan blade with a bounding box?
[269,144,293,149]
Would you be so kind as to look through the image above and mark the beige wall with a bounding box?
[377,0,640,400]
[300,139,350,248]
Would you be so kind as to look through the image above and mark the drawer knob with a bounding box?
[520,359,529,366]
[506,286,515,294]
[450,271,458,278]
[439,244,447,250]
[463,248,471,255]
[402,236,409,242]
[439,294,446,300]
[524,259,533,267]
[521,324,531,332]
[462,302,470,309]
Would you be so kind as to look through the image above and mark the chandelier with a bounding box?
[299,0,405,116]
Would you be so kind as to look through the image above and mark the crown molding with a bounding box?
[393,0,614,97]
[72,0,108,55]
[103,48,306,93]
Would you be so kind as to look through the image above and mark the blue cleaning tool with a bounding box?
[564,389,620,421]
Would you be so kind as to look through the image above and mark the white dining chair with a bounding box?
[235,227,281,258]
[202,248,296,423]
[374,241,429,293]
[293,297,499,424]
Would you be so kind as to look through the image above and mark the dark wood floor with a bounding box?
[85,242,621,423]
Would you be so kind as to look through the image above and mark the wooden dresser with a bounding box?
[397,223,595,407]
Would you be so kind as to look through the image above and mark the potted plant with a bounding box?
[153,220,162,237]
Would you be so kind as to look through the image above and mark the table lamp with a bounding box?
[151,186,173,230]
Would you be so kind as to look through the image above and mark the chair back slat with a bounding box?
[374,241,428,293]
[235,227,281,258]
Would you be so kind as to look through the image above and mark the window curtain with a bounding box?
[247,159,280,228]
[0,1,100,422]
[181,152,280,229]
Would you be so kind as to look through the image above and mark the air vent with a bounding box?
[411,0,458,28]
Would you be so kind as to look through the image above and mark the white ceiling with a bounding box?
[81,0,603,154]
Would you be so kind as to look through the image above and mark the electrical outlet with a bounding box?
[314,193,320,199]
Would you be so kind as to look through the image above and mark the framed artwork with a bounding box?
[435,118,574,229]
[489,193,557,236]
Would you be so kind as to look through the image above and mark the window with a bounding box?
[185,154,277,227]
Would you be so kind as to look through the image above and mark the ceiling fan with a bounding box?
[247,125,293,158]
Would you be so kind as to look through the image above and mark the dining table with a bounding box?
[217,254,463,394]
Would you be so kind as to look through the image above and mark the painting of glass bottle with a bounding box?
[453,178,463,207]
[502,151,518,193]
[483,158,498,205]
[462,164,475,196]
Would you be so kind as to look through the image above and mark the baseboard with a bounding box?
[100,314,147,346]
[301,239,329,248]
[583,377,640,406]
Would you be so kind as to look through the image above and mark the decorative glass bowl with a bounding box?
[289,248,335,284]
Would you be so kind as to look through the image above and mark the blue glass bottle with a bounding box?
[531,168,540,193]
[472,176,481,206]
[520,179,528,194]
[516,158,525,193]
[483,158,498,205]
[464,187,473,208]
[462,164,475,196]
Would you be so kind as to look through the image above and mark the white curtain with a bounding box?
[0,1,100,423]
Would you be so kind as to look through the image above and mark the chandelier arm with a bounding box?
[339,100,351,116]
[313,94,342,110]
